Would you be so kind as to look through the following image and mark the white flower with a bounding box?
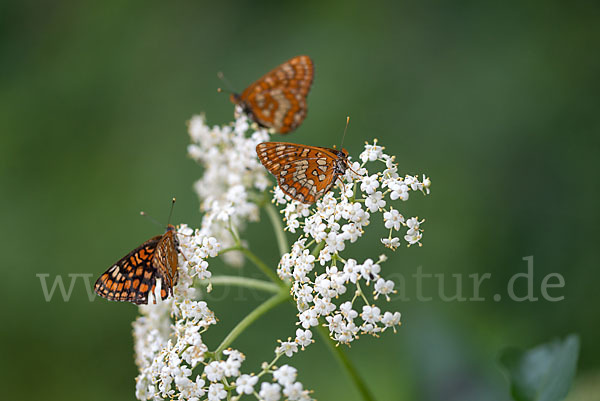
[325,314,344,333]
[381,311,402,331]
[339,301,358,321]
[223,348,245,362]
[298,309,318,329]
[273,364,298,386]
[325,232,346,253]
[223,358,241,378]
[341,222,361,243]
[235,374,258,395]
[344,161,367,181]
[313,296,336,315]
[374,278,396,301]
[359,258,381,283]
[207,383,227,400]
[360,174,380,194]
[360,140,384,162]
[204,361,225,382]
[200,236,220,257]
[295,329,314,349]
[422,175,431,194]
[381,237,400,250]
[404,228,423,246]
[277,340,299,357]
[406,217,422,230]
[287,217,300,232]
[259,382,282,401]
[381,159,399,183]
[383,208,404,230]
[343,259,360,284]
[389,180,409,201]
[273,186,289,204]
[365,191,386,212]
[361,305,382,324]
[283,382,306,400]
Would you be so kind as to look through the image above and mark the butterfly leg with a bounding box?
[347,163,361,177]
[336,175,347,195]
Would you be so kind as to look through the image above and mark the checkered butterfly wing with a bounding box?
[256,142,348,204]
[94,226,179,305]
[232,55,314,134]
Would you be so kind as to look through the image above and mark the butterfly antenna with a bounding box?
[166,197,176,226]
[217,71,236,95]
[340,116,350,148]
[140,211,163,228]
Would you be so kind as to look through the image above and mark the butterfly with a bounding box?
[256,142,350,204]
[94,225,179,305]
[229,55,314,134]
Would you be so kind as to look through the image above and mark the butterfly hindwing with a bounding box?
[234,55,314,134]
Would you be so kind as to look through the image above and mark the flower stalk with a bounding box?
[214,289,289,356]
[265,202,288,256]
[316,323,376,401]
[202,275,281,294]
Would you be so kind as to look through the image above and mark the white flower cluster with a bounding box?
[203,354,313,401]
[134,225,219,400]
[131,111,431,399]
[133,225,314,400]
[276,140,430,345]
[187,111,271,266]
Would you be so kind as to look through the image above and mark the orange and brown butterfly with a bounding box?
[94,224,179,305]
[256,142,350,204]
[227,55,314,134]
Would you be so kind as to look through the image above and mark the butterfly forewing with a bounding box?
[256,142,348,204]
[233,55,314,134]
[94,226,178,305]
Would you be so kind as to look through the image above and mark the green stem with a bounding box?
[220,246,241,254]
[311,241,326,258]
[316,323,376,401]
[264,202,288,256]
[215,290,289,356]
[218,245,281,284]
[240,247,281,284]
[201,275,280,293]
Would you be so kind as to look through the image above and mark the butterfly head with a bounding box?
[229,93,256,121]
[229,93,241,104]
[165,224,180,248]
[333,148,350,175]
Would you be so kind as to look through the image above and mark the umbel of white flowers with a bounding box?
[132,112,430,401]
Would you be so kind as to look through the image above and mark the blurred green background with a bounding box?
[1,1,599,400]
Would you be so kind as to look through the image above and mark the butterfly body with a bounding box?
[256,142,349,204]
[94,225,179,305]
[230,55,314,134]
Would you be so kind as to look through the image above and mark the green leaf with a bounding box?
[499,334,580,401]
